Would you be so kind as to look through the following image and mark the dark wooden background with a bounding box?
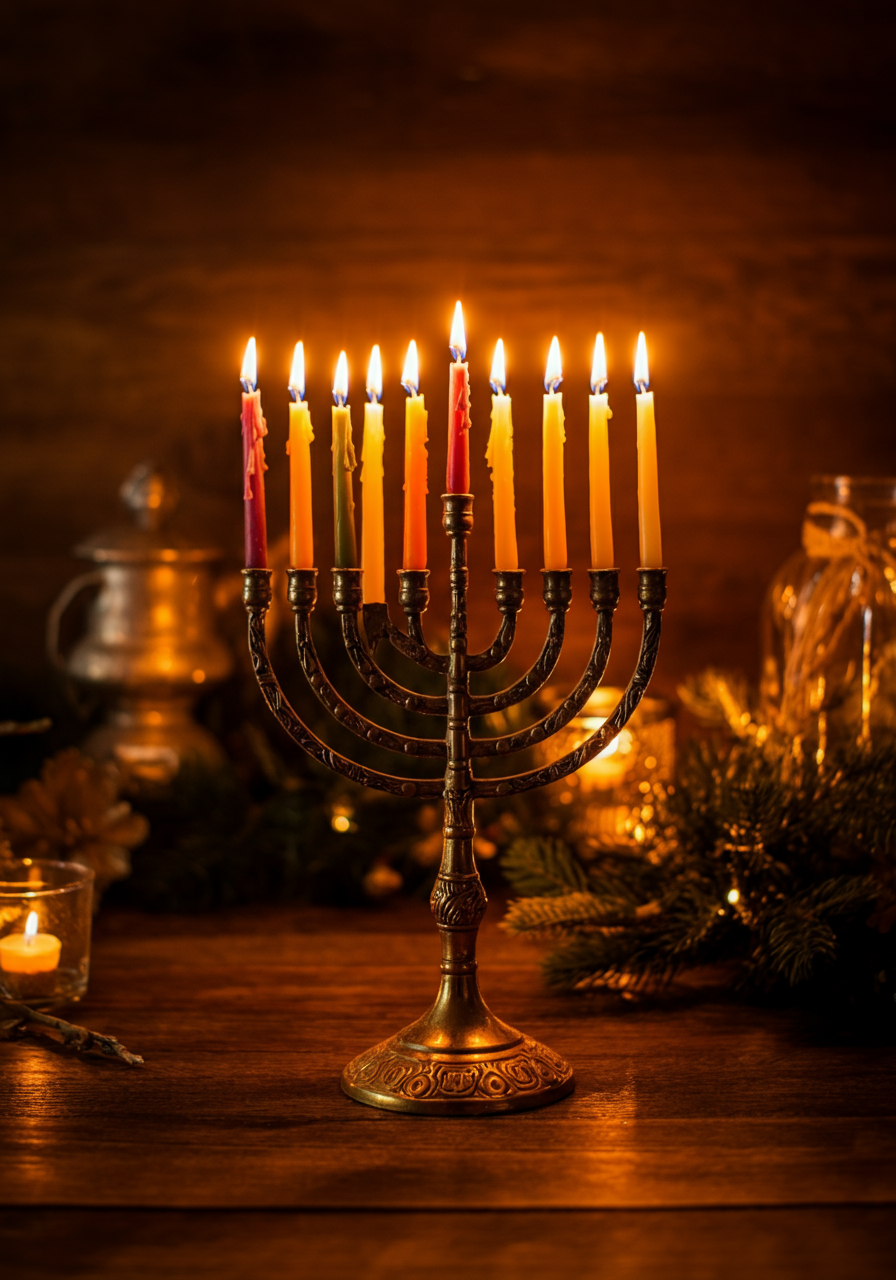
[1,0,895,708]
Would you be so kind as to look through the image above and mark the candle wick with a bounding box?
[240,378,255,394]
[489,382,504,396]
[367,390,378,404]
[333,393,346,408]
[592,380,608,395]
[401,383,418,398]
[450,348,465,363]
[289,387,301,403]
[545,378,562,394]
[635,380,648,394]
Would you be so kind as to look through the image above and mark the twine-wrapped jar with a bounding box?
[761,476,896,758]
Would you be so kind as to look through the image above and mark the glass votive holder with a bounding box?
[0,859,94,1008]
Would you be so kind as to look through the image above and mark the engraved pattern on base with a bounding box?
[343,1034,574,1112]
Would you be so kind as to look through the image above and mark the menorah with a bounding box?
[242,492,666,1114]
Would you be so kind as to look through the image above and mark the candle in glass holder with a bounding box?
[0,911,61,974]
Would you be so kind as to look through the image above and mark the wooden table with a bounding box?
[1,901,894,1278]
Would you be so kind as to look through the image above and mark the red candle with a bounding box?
[240,337,269,568]
[446,301,471,494]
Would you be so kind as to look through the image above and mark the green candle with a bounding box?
[332,351,359,568]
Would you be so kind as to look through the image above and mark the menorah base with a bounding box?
[341,1029,575,1115]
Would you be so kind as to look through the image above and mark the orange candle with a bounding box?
[287,342,315,569]
[485,339,518,571]
[589,333,615,569]
[542,336,567,571]
[361,345,386,602]
[634,332,663,568]
[402,340,429,570]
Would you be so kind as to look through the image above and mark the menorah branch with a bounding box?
[287,570,446,759]
[243,569,443,798]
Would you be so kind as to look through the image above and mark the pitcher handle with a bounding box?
[46,570,104,718]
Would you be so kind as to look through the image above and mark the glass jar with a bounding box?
[0,859,94,1007]
[761,476,896,758]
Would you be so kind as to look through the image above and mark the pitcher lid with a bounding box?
[74,462,223,564]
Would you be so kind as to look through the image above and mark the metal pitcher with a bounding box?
[48,463,234,789]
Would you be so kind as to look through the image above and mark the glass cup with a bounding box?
[0,859,95,1007]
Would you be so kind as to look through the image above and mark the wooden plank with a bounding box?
[0,905,893,1209]
[3,1208,896,1280]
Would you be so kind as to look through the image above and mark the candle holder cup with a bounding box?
[0,859,95,1008]
[243,493,666,1114]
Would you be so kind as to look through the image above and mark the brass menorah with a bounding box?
[242,492,666,1114]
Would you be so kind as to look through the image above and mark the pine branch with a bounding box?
[500,837,588,897]
[502,890,646,938]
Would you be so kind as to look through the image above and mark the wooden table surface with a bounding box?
[1,900,894,1278]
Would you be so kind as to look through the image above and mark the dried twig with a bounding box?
[0,999,144,1066]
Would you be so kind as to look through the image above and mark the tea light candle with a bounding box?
[0,911,61,974]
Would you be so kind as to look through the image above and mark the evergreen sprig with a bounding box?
[500,672,896,1026]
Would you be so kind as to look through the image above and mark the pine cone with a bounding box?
[0,749,149,894]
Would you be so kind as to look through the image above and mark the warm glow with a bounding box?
[449,300,467,360]
[401,340,419,394]
[544,336,563,392]
[333,350,349,405]
[727,888,740,905]
[332,814,351,833]
[366,344,383,401]
[289,342,305,400]
[240,337,257,391]
[634,331,650,390]
[591,333,608,393]
[24,911,38,941]
[489,339,506,393]
[580,716,620,757]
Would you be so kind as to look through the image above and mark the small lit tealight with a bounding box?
[0,910,62,975]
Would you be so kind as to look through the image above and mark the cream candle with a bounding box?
[485,339,518,571]
[361,345,386,602]
[634,332,663,568]
[542,336,568,571]
[588,333,615,569]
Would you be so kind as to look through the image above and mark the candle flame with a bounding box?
[24,911,38,940]
[333,350,349,406]
[634,331,650,391]
[489,339,506,394]
[288,342,305,401]
[401,340,419,394]
[240,337,257,392]
[366,344,383,402]
[449,300,467,361]
[591,333,608,393]
[544,336,563,393]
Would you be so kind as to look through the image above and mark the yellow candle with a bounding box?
[485,339,518,571]
[332,351,359,569]
[589,333,615,569]
[401,340,429,571]
[361,345,386,602]
[287,342,315,570]
[542,336,568,571]
[0,911,61,974]
[634,332,663,567]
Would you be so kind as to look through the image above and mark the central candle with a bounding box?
[402,340,429,570]
[446,301,471,494]
[485,339,518,571]
[542,336,568,571]
[361,345,386,602]
[331,350,359,568]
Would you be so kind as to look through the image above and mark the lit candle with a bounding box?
[361,345,386,602]
[288,342,315,570]
[332,351,359,568]
[402,340,429,571]
[589,333,615,569]
[485,339,518,571]
[542,336,567,571]
[241,337,268,568]
[634,332,663,567]
[446,301,471,494]
[0,911,61,975]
